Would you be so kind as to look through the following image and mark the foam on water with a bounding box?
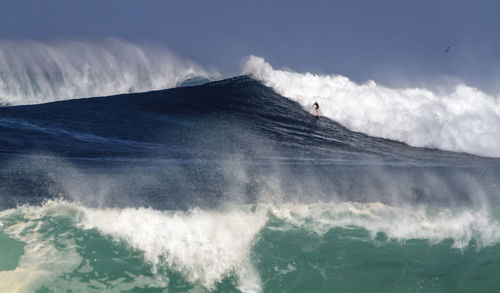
[81,205,268,292]
[243,56,500,157]
[0,201,81,292]
[269,202,500,249]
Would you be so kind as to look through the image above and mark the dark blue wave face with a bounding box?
[1,76,499,209]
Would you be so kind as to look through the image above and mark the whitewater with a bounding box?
[2,199,500,292]
[243,55,500,157]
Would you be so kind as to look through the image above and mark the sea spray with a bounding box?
[0,39,215,105]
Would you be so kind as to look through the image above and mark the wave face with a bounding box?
[243,56,500,157]
[1,76,500,292]
[0,40,214,105]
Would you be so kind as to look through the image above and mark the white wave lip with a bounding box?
[81,206,267,293]
[0,39,215,105]
[243,56,500,157]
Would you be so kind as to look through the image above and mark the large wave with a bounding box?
[0,39,215,105]
[243,56,500,157]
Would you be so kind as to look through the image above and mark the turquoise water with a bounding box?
[258,227,500,292]
[2,200,500,292]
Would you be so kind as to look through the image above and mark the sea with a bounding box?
[1,41,500,292]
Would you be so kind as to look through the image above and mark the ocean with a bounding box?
[1,42,500,292]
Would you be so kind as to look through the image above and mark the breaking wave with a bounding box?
[243,56,500,157]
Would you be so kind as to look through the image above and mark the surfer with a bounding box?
[445,46,450,54]
[312,101,320,117]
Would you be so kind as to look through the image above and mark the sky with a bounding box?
[1,0,500,91]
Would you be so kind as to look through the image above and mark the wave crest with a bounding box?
[0,39,215,105]
[243,56,500,157]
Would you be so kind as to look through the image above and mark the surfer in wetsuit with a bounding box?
[312,101,320,117]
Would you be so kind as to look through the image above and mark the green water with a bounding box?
[1,202,500,292]
[256,227,500,292]
[0,231,24,271]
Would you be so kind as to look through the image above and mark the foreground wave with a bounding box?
[1,199,500,292]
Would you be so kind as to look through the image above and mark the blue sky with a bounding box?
[1,0,499,90]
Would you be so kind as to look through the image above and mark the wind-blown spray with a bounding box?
[0,39,215,105]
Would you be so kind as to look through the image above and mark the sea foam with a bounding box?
[269,202,500,249]
[81,205,267,292]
